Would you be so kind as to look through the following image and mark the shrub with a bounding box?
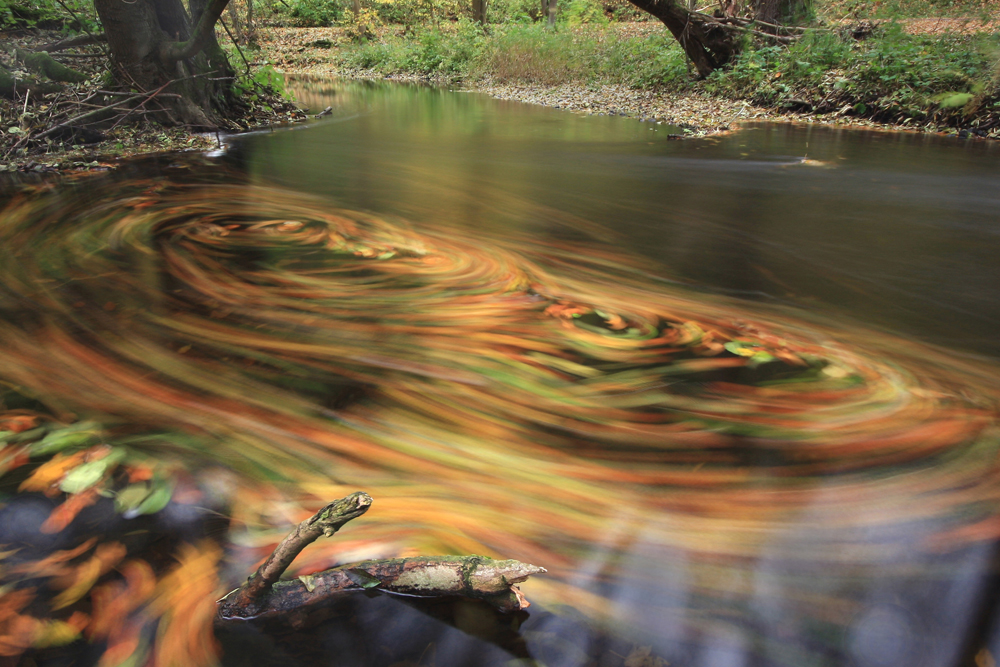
[707,24,998,122]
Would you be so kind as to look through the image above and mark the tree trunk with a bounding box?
[93,0,242,128]
[472,0,488,24]
[544,0,557,27]
[624,0,737,78]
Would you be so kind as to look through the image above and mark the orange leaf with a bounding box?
[19,451,89,493]
[41,487,101,534]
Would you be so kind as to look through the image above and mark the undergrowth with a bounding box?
[706,24,1000,125]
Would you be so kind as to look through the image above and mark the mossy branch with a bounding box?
[14,49,87,84]
[0,64,62,99]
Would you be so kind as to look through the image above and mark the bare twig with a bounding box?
[722,22,801,42]
[31,94,142,140]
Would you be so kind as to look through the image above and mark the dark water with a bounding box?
[1,77,1000,667]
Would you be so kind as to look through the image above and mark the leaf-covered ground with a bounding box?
[0,29,307,173]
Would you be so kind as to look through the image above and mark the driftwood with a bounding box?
[217,492,546,621]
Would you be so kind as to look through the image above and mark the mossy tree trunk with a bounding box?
[93,0,243,128]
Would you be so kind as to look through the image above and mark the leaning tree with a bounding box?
[93,0,242,127]
[623,0,811,78]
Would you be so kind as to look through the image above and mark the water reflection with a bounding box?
[0,80,999,667]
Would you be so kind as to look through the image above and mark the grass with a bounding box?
[339,22,690,87]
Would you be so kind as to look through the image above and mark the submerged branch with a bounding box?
[220,556,547,620]
[216,492,546,621]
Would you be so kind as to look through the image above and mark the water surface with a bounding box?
[1,78,999,667]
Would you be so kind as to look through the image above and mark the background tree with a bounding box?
[472,0,487,24]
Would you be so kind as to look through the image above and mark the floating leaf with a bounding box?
[59,448,126,494]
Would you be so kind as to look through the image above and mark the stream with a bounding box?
[1,77,1000,667]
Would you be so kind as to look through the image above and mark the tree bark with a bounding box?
[93,0,242,128]
[624,0,737,78]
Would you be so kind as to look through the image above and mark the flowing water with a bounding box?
[1,77,1000,667]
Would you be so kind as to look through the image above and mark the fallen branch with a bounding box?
[50,0,110,59]
[32,93,146,140]
[33,77,182,141]
[38,33,108,53]
[1,71,61,99]
[217,492,546,621]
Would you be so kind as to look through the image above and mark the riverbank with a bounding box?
[0,29,305,174]
[258,20,1000,139]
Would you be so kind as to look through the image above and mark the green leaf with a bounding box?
[59,448,126,494]
[114,484,150,514]
[116,477,174,517]
[132,480,173,516]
